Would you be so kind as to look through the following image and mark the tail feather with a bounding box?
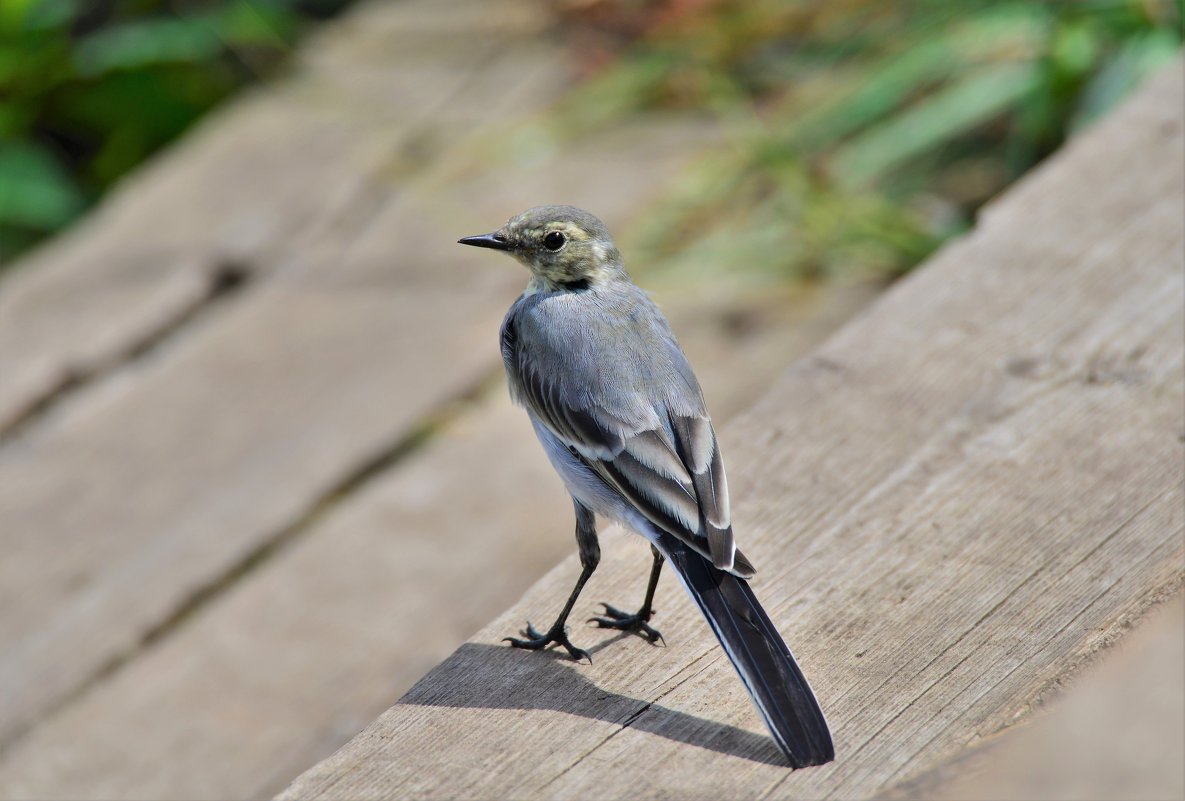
[657,532,834,768]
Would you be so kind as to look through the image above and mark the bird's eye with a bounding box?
[543,231,566,251]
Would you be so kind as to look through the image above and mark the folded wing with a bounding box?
[503,308,753,578]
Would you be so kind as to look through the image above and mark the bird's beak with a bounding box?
[457,232,512,251]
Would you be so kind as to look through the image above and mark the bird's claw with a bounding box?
[589,603,664,644]
[504,621,591,663]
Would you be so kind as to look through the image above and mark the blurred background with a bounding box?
[0,1,1181,800]
[2,0,1181,270]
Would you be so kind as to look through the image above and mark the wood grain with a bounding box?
[0,282,876,801]
[0,0,560,434]
[277,61,1185,801]
[0,0,715,757]
[886,592,1184,801]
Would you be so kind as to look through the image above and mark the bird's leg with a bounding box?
[590,545,665,644]
[505,500,599,662]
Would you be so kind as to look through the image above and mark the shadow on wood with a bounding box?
[400,642,788,767]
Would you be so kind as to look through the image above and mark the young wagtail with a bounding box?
[459,205,834,768]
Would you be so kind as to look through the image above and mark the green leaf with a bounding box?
[1072,33,1182,131]
[789,7,1042,152]
[831,61,1039,188]
[74,17,224,76]
[0,139,85,229]
[211,0,300,48]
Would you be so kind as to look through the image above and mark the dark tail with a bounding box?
[657,532,834,768]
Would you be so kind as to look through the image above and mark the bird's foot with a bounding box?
[504,622,591,663]
[589,603,664,644]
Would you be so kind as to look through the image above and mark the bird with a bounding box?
[458,205,834,768]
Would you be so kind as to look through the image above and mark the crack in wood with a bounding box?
[0,366,502,758]
[0,259,252,447]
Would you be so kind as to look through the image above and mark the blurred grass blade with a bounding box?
[0,139,85,229]
[1072,33,1182,132]
[74,17,224,76]
[830,61,1039,188]
[790,7,1040,151]
[211,0,299,48]
[789,39,964,151]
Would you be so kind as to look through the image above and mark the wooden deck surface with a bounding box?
[0,1,880,798]
[0,0,1180,797]
[276,61,1185,801]
[900,594,1184,801]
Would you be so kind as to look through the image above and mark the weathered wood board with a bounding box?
[0,0,559,435]
[0,0,718,759]
[277,61,1185,801]
[0,128,713,745]
[0,278,876,801]
[0,2,882,797]
[894,593,1184,801]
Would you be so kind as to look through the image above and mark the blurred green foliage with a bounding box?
[0,0,1179,277]
[560,0,1183,283]
[0,0,350,264]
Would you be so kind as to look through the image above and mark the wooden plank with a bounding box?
[0,282,878,801]
[277,61,1185,801]
[885,592,1184,801]
[0,395,571,801]
[0,114,715,751]
[0,4,722,761]
[0,0,562,435]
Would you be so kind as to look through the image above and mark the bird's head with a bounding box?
[458,205,623,292]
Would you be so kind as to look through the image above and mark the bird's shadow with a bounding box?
[397,640,788,767]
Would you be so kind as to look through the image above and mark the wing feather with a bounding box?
[502,293,751,578]
[600,449,700,534]
[670,413,735,570]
